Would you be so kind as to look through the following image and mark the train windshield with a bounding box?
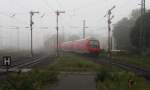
[89,40,99,48]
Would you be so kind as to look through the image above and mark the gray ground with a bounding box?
[49,74,97,90]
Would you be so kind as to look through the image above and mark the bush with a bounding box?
[95,68,110,82]
[0,69,59,90]
[95,69,150,90]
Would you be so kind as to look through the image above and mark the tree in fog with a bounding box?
[113,9,140,50]
[130,10,150,51]
[130,9,141,22]
[113,18,131,50]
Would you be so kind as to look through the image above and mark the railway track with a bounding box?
[78,54,150,80]
[0,54,56,80]
[11,55,49,69]
[110,60,150,80]
[98,58,150,80]
[0,54,56,72]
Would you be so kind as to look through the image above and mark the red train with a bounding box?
[61,37,101,55]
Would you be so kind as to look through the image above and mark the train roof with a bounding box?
[86,37,98,41]
[62,37,99,44]
[75,37,98,41]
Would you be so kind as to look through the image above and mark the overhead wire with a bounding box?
[66,0,124,21]
[93,0,132,28]
[40,0,55,12]
[59,0,117,32]
[0,12,29,26]
[55,0,63,10]
[62,0,112,27]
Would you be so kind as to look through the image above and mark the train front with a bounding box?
[87,39,101,55]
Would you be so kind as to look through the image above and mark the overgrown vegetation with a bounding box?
[49,54,102,72]
[0,69,58,90]
[95,68,150,90]
[112,53,150,69]
[98,49,108,58]
[1,53,149,90]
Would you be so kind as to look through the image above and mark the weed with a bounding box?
[0,69,59,90]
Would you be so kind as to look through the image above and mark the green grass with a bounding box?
[0,69,58,90]
[48,54,102,72]
[96,68,150,90]
[98,50,108,58]
[112,53,150,69]
[2,53,149,90]
[50,53,150,90]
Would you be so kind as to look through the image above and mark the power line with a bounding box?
[55,0,63,9]
[0,12,29,25]
[66,0,101,13]
[40,0,55,12]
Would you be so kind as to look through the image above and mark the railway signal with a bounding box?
[30,11,39,57]
[55,10,65,57]
[104,5,116,58]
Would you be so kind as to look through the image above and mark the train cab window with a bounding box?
[89,40,99,48]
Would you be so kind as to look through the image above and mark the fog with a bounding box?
[0,0,150,51]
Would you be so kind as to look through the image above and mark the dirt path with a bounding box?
[49,74,97,90]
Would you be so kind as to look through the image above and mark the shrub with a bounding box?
[95,69,150,90]
[0,69,59,90]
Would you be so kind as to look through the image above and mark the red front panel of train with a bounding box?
[87,40,101,54]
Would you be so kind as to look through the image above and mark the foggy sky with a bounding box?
[0,0,150,50]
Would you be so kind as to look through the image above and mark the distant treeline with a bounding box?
[113,9,150,54]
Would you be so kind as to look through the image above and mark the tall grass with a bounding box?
[112,53,150,69]
[0,69,58,90]
[48,54,102,72]
[95,68,150,90]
